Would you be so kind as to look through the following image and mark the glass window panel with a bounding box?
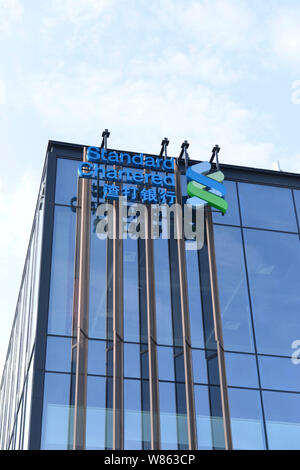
[205,351,220,386]
[55,158,81,205]
[194,385,224,450]
[244,229,300,356]
[225,353,259,388]
[88,340,106,376]
[238,183,298,232]
[259,355,300,392]
[124,343,140,379]
[228,388,265,450]
[89,214,107,339]
[192,349,208,384]
[86,376,106,450]
[124,238,140,342]
[45,336,72,373]
[157,347,175,382]
[214,225,254,352]
[154,239,173,346]
[213,180,240,226]
[22,355,34,449]
[185,247,204,348]
[175,383,189,449]
[263,391,300,449]
[48,206,76,336]
[41,373,71,450]
[124,380,142,450]
[159,382,178,450]
[293,190,300,229]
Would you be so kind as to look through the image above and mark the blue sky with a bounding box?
[0,0,300,373]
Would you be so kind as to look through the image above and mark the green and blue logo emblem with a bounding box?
[186,162,228,214]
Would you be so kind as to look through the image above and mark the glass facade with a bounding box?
[0,170,45,449]
[0,142,300,450]
[214,180,300,450]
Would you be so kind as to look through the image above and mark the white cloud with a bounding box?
[291,80,300,105]
[48,0,112,25]
[0,173,39,374]
[0,80,6,104]
[0,0,23,33]
[269,6,300,68]
[25,64,275,170]
[157,0,261,51]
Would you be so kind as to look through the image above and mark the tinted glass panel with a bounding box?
[293,190,300,228]
[124,239,140,342]
[154,239,173,346]
[89,214,107,339]
[41,373,71,450]
[185,247,204,348]
[45,336,72,373]
[157,347,175,382]
[213,180,240,226]
[214,225,254,352]
[259,356,300,392]
[194,385,224,450]
[225,353,259,388]
[48,206,76,336]
[238,183,298,232]
[228,388,265,449]
[192,349,208,384]
[55,158,81,205]
[124,343,140,379]
[159,382,178,450]
[88,340,106,376]
[124,380,142,449]
[263,391,300,449]
[86,376,107,450]
[244,229,300,356]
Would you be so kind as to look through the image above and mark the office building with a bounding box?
[0,139,300,450]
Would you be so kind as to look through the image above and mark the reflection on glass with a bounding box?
[263,390,300,449]
[293,190,300,228]
[124,380,142,449]
[86,376,107,450]
[88,340,106,376]
[89,215,107,339]
[244,229,300,356]
[192,349,208,384]
[194,385,224,450]
[238,183,298,232]
[124,239,140,342]
[213,180,240,226]
[45,336,72,373]
[124,343,140,379]
[154,239,173,345]
[185,247,204,348]
[159,381,178,450]
[41,373,71,450]
[228,388,265,450]
[55,158,81,205]
[48,206,76,336]
[259,355,300,392]
[175,382,189,449]
[225,352,259,388]
[214,225,254,352]
[157,347,175,382]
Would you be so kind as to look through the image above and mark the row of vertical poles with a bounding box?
[71,147,91,450]
[173,162,197,449]
[112,199,123,449]
[205,207,233,450]
[70,143,232,450]
[144,207,160,449]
